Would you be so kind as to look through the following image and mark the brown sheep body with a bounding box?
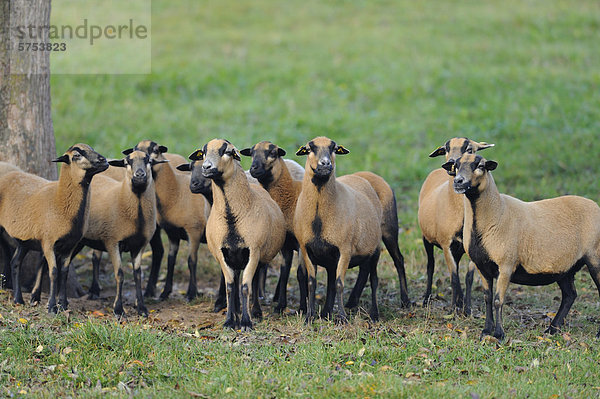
[0,144,108,312]
[294,137,383,322]
[450,154,600,339]
[418,138,493,314]
[194,139,285,330]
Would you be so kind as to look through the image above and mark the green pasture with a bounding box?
[2,0,600,397]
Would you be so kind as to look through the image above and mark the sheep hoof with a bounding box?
[369,311,379,322]
[335,315,349,325]
[13,296,25,306]
[241,318,253,331]
[273,304,286,314]
[185,290,197,303]
[400,297,412,308]
[223,318,237,329]
[213,300,227,313]
[30,296,40,306]
[113,304,125,318]
[544,325,559,335]
[252,308,263,321]
[479,330,493,341]
[87,292,100,300]
[462,307,472,317]
[143,288,155,299]
[137,306,149,317]
[159,290,171,301]
[422,296,433,307]
[48,304,59,314]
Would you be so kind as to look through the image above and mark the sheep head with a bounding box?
[296,136,349,184]
[109,150,166,194]
[446,154,497,196]
[430,138,494,176]
[191,139,241,183]
[240,141,286,183]
[53,143,109,179]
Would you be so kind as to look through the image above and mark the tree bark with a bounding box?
[0,0,85,297]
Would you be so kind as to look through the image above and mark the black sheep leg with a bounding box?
[10,245,27,305]
[144,227,164,298]
[213,272,227,312]
[297,257,308,314]
[422,237,435,306]
[480,276,494,339]
[274,248,294,314]
[321,267,336,320]
[345,266,369,309]
[252,263,264,320]
[545,274,577,334]
[160,236,180,300]
[30,257,48,305]
[383,233,410,307]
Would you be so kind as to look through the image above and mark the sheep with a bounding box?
[179,156,300,312]
[294,136,383,323]
[0,144,108,313]
[418,137,494,315]
[240,141,308,314]
[120,140,211,302]
[448,153,600,339]
[191,139,285,330]
[0,162,23,287]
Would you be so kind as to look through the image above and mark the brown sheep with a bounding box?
[0,144,108,312]
[294,137,382,322]
[122,140,211,302]
[449,154,600,339]
[418,137,493,314]
[193,139,285,330]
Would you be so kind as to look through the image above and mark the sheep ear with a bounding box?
[335,145,349,155]
[429,146,447,158]
[52,154,70,164]
[278,148,286,157]
[474,141,494,152]
[485,160,498,171]
[176,163,191,172]
[441,161,456,176]
[296,145,309,156]
[158,145,168,153]
[231,149,241,161]
[150,159,169,166]
[122,148,134,155]
[108,159,126,168]
[240,148,252,157]
[189,149,204,161]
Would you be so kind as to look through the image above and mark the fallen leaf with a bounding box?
[530,359,540,368]
[345,361,354,366]
[36,345,44,353]
[18,318,27,324]
[357,347,366,358]
[225,387,233,393]
[380,365,393,372]
[130,360,144,367]
[63,347,73,355]
[91,311,105,317]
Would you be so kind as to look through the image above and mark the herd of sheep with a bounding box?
[1,136,599,340]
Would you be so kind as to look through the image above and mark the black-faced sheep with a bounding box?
[192,139,285,330]
[294,137,382,322]
[449,154,600,339]
[0,144,108,312]
[121,140,211,303]
[418,137,493,314]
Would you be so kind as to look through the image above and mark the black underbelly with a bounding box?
[306,238,371,270]
[221,247,249,270]
[511,259,586,286]
[162,222,188,242]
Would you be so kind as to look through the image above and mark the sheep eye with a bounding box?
[466,148,473,154]
[72,153,81,160]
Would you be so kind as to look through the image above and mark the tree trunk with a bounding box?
[0,0,85,297]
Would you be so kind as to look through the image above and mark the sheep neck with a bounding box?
[463,173,504,239]
[54,163,92,225]
[211,164,254,217]
[302,167,339,210]
[152,162,183,206]
[265,159,301,220]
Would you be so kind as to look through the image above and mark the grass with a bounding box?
[2,0,600,397]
